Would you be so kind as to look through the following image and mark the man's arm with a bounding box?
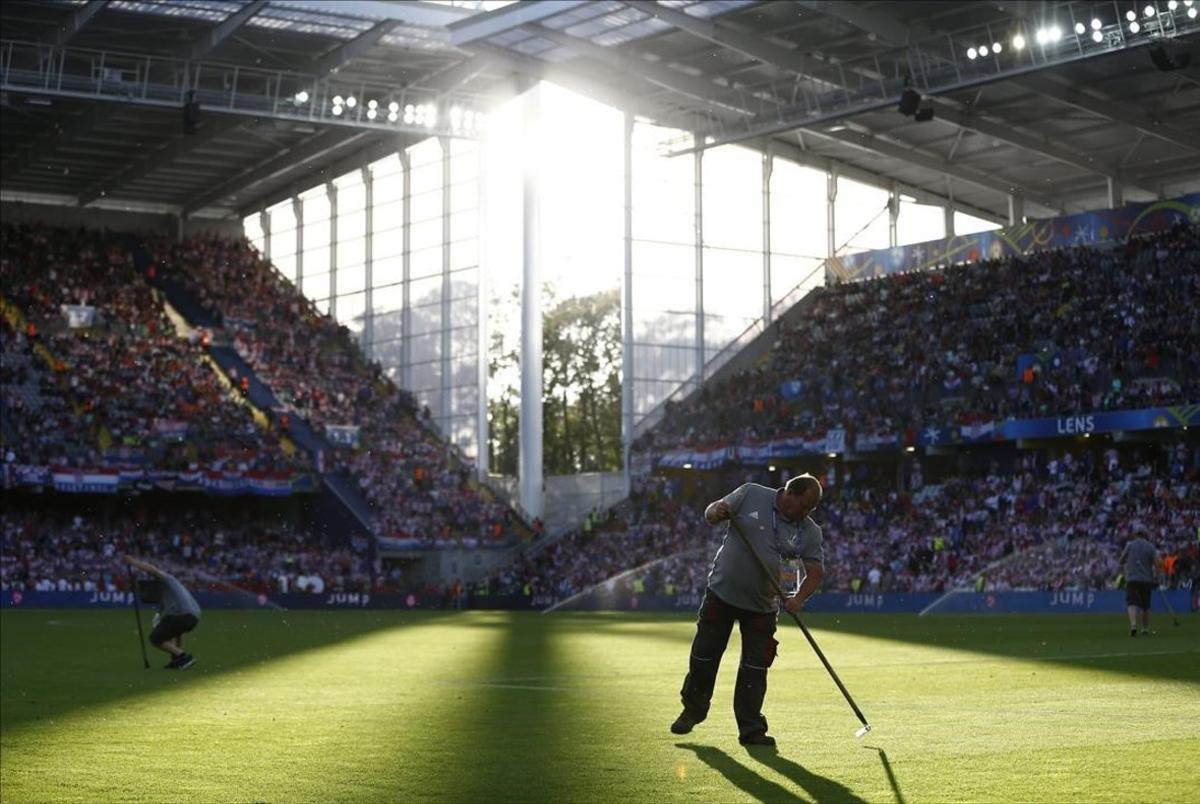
[124,555,167,579]
[785,561,823,614]
[704,500,732,525]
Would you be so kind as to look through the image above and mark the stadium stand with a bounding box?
[145,232,518,550]
[634,225,1200,456]
[1,223,299,473]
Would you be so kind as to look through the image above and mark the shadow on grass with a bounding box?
[864,747,906,804]
[677,742,868,803]
[800,613,1200,685]
[0,608,453,730]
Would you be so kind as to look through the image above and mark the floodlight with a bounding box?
[332,104,343,116]
[1144,4,1155,17]
[1130,20,1141,31]
[294,90,309,104]
[367,99,378,110]
[332,95,344,106]
[1013,33,1026,49]
[387,111,398,123]
[1092,17,1103,28]
[967,46,978,59]
[1168,0,1177,9]
[1075,22,1086,34]
[1050,25,1063,40]
[388,101,399,113]
[1126,9,1137,20]
[992,41,1002,53]
[1092,29,1104,41]
[346,96,357,109]
[1189,5,1197,16]
[367,108,377,120]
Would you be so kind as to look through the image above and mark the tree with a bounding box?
[487,286,623,476]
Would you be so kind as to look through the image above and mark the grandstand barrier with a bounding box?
[651,403,1200,468]
[1,464,315,496]
[827,192,1200,283]
[6,589,1192,614]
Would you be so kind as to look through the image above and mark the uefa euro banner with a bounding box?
[827,193,1200,283]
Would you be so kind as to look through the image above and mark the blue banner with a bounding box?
[828,193,1200,283]
[2,465,318,496]
[7,588,1192,614]
[653,404,1199,467]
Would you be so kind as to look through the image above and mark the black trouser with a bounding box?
[679,588,779,740]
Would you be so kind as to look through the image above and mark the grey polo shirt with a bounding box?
[707,483,824,613]
[160,572,202,619]
[1121,538,1157,584]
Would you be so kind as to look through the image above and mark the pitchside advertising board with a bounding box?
[6,589,1192,614]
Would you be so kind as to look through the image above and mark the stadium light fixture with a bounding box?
[1126,9,1137,20]
[388,101,399,113]
[1130,20,1141,31]
[294,90,309,104]
[367,99,378,110]
[992,41,1002,53]
[332,104,343,116]
[346,96,358,109]
[1050,25,1063,41]
[1013,33,1026,49]
[387,111,398,123]
[1092,17,1103,28]
[1092,29,1104,41]
[367,108,377,120]
[1074,21,1086,34]
[1144,4,1155,16]
[967,46,978,59]
[1189,6,1197,17]
[332,95,344,106]
[1168,0,1177,9]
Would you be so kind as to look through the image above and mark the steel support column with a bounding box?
[762,145,773,326]
[827,168,838,257]
[1008,194,1024,226]
[293,196,303,288]
[518,86,544,520]
[328,181,338,319]
[621,112,635,495]
[363,165,374,360]
[475,142,489,479]
[401,151,413,391]
[694,142,704,384]
[440,138,452,430]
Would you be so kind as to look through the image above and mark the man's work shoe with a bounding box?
[670,711,699,735]
[177,653,197,670]
[739,733,777,748]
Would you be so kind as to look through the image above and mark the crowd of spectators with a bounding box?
[149,233,514,546]
[0,223,299,472]
[489,443,1198,601]
[636,224,1200,455]
[0,503,373,596]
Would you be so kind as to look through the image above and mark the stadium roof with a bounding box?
[2,0,1198,221]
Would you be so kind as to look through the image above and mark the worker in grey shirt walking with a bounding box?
[670,474,824,747]
[1119,537,1160,637]
[125,555,201,669]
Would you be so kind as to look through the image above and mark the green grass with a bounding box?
[1,609,1197,803]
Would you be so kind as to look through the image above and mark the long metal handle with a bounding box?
[128,565,151,669]
[729,517,871,735]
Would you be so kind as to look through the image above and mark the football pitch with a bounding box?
[1,609,1197,803]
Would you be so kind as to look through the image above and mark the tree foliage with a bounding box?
[487,287,622,476]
